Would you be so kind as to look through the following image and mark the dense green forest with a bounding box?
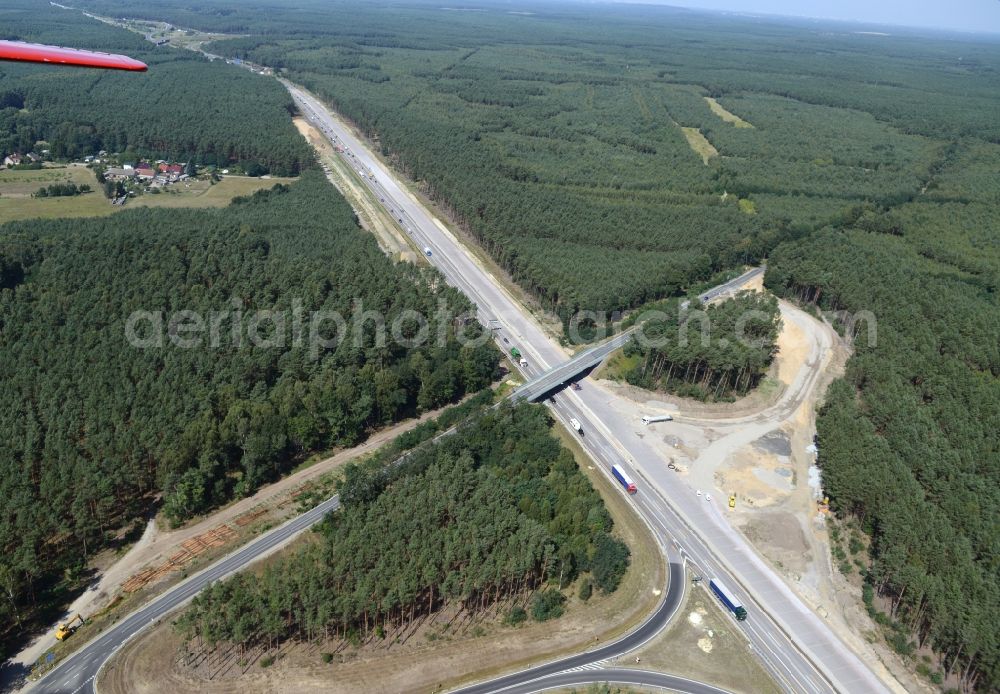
[766,138,1000,690]
[622,292,782,400]
[76,0,996,323]
[176,403,630,650]
[8,0,1000,687]
[0,2,311,174]
[0,172,497,658]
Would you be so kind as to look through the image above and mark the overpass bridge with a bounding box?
[511,330,633,401]
[511,266,765,402]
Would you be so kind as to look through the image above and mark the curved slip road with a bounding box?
[490,668,732,694]
[453,559,685,694]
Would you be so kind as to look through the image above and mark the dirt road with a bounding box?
[595,295,922,692]
[9,408,444,677]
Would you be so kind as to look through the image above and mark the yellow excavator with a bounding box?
[55,614,84,641]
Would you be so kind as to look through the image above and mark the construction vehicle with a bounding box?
[55,614,84,641]
[729,494,737,509]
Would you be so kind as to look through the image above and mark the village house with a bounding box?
[104,167,136,181]
[3,153,23,167]
[157,163,184,176]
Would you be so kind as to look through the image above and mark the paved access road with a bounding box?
[488,668,732,694]
[454,560,686,694]
[31,497,340,693]
[289,84,890,694]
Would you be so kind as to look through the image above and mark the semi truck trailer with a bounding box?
[611,464,637,494]
[710,578,748,621]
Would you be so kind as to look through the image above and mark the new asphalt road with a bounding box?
[453,560,686,694]
[30,497,340,693]
[487,668,733,694]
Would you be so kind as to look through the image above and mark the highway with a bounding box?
[29,80,885,694]
[288,84,890,694]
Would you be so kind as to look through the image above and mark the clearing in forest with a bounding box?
[0,174,293,223]
[681,127,719,164]
[705,97,754,128]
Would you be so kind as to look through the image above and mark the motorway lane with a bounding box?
[492,668,732,694]
[32,497,340,693]
[286,84,571,375]
[289,85,889,693]
[542,398,827,694]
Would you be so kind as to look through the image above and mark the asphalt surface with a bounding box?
[453,560,686,694]
[30,497,340,693]
[289,84,889,694]
[512,330,632,402]
[491,668,732,694]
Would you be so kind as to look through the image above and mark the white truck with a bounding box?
[641,414,673,425]
[570,418,582,433]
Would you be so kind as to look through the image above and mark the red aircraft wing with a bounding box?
[0,40,147,71]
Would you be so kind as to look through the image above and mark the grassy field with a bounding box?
[680,127,719,164]
[628,576,779,694]
[0,170,295,223]
[0,165,97,195]
[595,350,642,382]
[705,97,754,128]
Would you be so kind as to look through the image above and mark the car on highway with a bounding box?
[570,382,581,391]
[424,247,433,256]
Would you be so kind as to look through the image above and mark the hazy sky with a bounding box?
[634,0,1000,34]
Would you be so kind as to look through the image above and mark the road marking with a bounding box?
[69,675,94,694]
